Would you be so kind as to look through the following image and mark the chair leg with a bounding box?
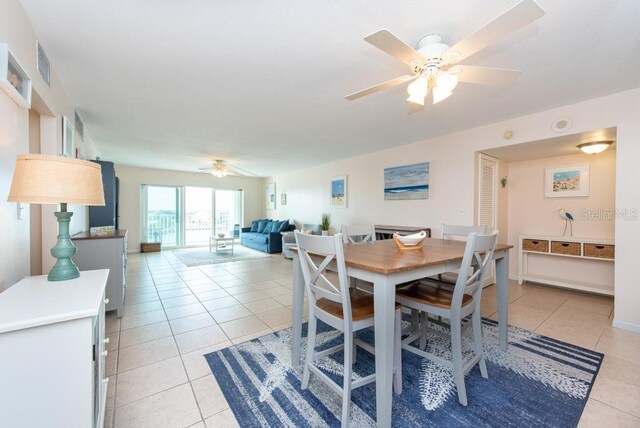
[342,328,353,428]
[393,308,403,394]
[419,311,428,350]
[472,309,488,379]
[451,318,468,406]
[352,332,357,366]
[411,309,420,335]
[301,315,317,389]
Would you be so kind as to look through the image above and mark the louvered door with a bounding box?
[478,154,498,285]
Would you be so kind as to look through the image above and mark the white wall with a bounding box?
[0,0,101,288]
[116,165,265,252]
[268,88,640,331]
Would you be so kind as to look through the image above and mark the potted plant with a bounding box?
[321,213,331,236]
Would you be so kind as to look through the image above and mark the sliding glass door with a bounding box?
[142,185,181,247]
[142,185,242,248]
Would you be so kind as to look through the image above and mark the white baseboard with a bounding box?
[612,319,640,333]
[128,249,140,254]
[509,274,518,281]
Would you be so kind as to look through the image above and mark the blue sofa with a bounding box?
[241,219,295,253]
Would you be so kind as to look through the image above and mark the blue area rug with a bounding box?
[205,318,603,427]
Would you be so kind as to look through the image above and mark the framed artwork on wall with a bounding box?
[384,162,429,200]
[545,164,589,198]
[331,176,347,208]
[281,193,287,206]
[0,43,32,108]
[62,116,75,158]
[266,183,276,210]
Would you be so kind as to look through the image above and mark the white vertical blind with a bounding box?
[478,154,498,285]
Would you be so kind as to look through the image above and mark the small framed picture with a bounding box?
[0,43,32,108]
[545,164,589,198]
[62,116,75,158]
[331,176,347,208]
[266,183,276,210]
[280,193,287,206]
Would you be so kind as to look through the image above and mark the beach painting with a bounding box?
[331,176,347,208]
[545,164,589,198]
[384,162,429,200]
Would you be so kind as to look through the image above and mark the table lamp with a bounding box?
[7,154,105,281]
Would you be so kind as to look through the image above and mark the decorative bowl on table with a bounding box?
[392,230,427,250]
[218,233,225,238]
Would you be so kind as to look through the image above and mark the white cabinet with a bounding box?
[0,270,109,428]
[518,235,614,295]
[73,230,127,317]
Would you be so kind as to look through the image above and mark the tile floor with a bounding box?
[104,250,640,427]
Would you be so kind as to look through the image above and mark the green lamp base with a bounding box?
[48,203,80,281]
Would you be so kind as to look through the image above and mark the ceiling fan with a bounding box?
[345,0,545,108]
[198,160,257,178]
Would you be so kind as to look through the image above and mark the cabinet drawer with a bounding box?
[551,241,581,256]
[523,239,549,253]
[584,243,615,259]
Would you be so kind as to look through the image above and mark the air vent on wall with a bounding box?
[36,41,50,86]
[75,111,84,140]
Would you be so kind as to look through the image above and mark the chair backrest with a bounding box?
[301,224,322,235]
[340,224,377,244]
[441,224,487,240]
[451,231,498,310]
[294,231,352,320]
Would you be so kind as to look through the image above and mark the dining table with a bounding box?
[290,237,513,428]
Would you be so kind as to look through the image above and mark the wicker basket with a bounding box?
[522,239,549,253]
[141,242,161,253]
[551,241,580,256]
[584,243,615,259]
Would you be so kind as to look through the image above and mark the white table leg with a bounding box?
[373,274,395,428]
[291,252,304,366]
[495,251,509,350]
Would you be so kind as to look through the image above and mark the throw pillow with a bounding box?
[270,220,282,233]
[256,219,270,233]
[277,220,290,232]
[250,220,259,233]
[263,221,274,234]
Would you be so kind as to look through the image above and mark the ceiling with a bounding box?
[19,0,640,177]
[482,127,617,162]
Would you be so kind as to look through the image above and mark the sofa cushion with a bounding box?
[264,221,275,233]
[256,219,270,233]
[277,220,289,232]
[250,220,259,232]
[268,220,282,233]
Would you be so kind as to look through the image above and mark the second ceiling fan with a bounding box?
[345,0,545,108]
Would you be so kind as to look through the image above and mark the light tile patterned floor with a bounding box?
[105,250,640,428]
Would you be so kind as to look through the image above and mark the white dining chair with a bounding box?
[436,224,488,283]
[395,231,498,406]
[294,231,402,427]
[340,224,377,244]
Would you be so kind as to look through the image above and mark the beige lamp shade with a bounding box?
[7,154,105,206]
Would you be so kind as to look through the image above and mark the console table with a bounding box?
[0,270,110,427]
[518,235,614,295]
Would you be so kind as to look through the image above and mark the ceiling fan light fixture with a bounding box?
[435,71,459,93]
[432,85,452,104]
[577,141,613,155]
[406,77,429,105]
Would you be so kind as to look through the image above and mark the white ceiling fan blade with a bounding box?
[345,74,417,100]
[452,65,522,87]
[445,0,544,64]
[364,29,426,66]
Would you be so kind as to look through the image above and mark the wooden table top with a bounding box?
[342,238,512,275]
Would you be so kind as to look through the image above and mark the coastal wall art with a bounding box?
[330,176,347,208]
[384,162,429,200]
[266,182,276,210]
[545,164,589,198]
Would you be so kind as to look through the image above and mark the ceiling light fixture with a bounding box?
[406,76,428,105]
[211,165,227,177]
[577,141,613,155]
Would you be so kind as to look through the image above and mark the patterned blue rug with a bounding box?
[205,318,603,427]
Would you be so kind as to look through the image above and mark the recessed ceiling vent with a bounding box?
[551,117,572,133]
